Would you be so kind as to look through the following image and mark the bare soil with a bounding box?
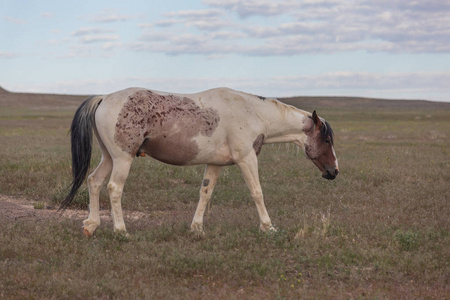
[0,194,147,224]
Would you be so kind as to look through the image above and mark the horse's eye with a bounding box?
[325,140,330,144]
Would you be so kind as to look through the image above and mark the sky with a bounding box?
[1,0,450,101]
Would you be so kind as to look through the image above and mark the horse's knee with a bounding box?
[88,175,102,191]
[107,182,123,201]
[107,181,117,193]
[250,188,263,200]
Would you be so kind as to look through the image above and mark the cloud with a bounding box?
[165,9,223,19]
[0,51,19,59]
[132,32,237,55]
[78,35,120,44]
[89,11,138,23]
[92,15,135,23]
[41,12,54,18]
[242,1,450,54]
[68,27,121,49]
[3,16,26,24]
[203,0,301,17]
[244,22,327,39]
[134,0,450,56]
[48,38,70,46]
[138,23,153,29]
[132,29,376,56]
[102,42,123,50]
[153,8,228,31]
[71,27,114,37]
[210,31,246,40]
[139,32,169,42]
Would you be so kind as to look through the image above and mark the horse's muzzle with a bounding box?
[322,168,339,180]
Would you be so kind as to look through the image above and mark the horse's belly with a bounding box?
[139,135,232,166]
[138,135,197,166]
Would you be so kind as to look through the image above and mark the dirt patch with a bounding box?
[0,195,148,223]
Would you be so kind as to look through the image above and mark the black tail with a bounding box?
[59,96,103,211]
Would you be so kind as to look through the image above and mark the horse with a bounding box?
[60,87,339,237]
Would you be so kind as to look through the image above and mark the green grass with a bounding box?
[0,94,449,299]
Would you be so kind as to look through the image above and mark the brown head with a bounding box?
[304,111,339,180]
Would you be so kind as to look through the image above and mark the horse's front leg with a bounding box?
[236,153,275,232]
[191,164,221,235]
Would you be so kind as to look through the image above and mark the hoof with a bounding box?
[268,226,278,232]
[115,231,131,239]
[191,223,206,237]
[260,223,277,233]
[82,219,99,237]
[82,227,93,238]
[191,229,206,237]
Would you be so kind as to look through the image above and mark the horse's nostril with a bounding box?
[335,169,339,176]
[323,170,336,180]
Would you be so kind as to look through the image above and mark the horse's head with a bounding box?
[303,111,339,180]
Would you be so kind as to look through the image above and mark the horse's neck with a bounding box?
[262,100,310,146]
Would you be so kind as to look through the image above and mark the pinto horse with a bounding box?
[60,87,338,237]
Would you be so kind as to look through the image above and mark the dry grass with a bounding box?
[0,88,449,299]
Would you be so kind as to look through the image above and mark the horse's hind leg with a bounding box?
[191,164,221,235]
[83,135,113,237]
[107,154,133,234]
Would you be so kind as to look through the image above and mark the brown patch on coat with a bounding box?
[253,134,265,156]
[115,90,220,165]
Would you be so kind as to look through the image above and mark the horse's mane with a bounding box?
[266,97,311,120]
[321,120,334,145]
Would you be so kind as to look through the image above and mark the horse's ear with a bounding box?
[312,110,323,130]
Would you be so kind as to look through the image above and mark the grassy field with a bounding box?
[0,87,449,299]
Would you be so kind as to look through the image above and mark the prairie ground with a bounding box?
[0,87,449,299]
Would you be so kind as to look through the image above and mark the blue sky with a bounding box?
[1,0,449,101]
